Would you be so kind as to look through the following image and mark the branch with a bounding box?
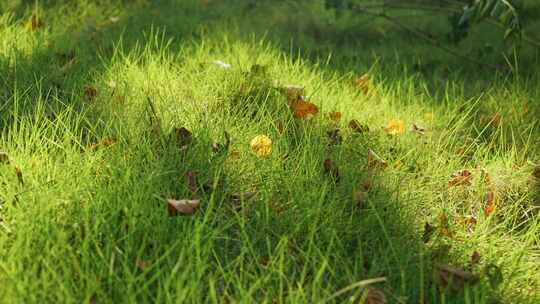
[351,5,500,70]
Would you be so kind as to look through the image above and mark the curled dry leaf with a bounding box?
[328,111,342,122]
[84,85,98,101]
[136,259,151,271]
[423,222,435,243]
[460,215,477,233]
[175,127,193,151]
[448,169,472,187]
[0,151,9,164]
[435,264,479,291]
[484,190,497,216]
[250,135,272,157]
[349,119,369,133]
[385,119,405,135]
[365,287,387,304]
[367,149,387,169]
[282,85,304,102]
[167,199,201,216]
[289,96,319,119]
[532,166,540,179]
[14,167,24,186]
[323,158,340,182]
[411,123,426,135]
[185,171,199,194]
[327,129,342,146]
[355,73,371,95]
[353,190,368,209]
[470,251,481,265]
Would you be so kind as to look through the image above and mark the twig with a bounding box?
[351,5,500,70]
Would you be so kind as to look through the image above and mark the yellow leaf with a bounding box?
[385,119,405,135]
[250,135,272,157]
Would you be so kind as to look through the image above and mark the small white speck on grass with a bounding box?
[212,60,232,69]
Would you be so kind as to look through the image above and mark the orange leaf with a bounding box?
[448,169,472,187]
[484,190,497,216]
[167,199,201,216]
[289,97,319,119]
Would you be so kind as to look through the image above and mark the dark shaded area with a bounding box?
[1,0,537,302]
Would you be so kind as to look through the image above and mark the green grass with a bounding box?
[1,1,539,303]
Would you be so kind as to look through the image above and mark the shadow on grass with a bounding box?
[1,0,531,302]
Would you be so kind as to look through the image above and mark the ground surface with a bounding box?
[1,1,539,303]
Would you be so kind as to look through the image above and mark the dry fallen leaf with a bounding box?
[484,190,497,216]
[411,123,426,135]
[0,151,9,164]
[282,85,305,102]
[437,213,454,238]
[289,96,319,119]
[460,215,477,233]
[167,199,201,216]
[435,264,479,291]
[90,137,117,151]
[355,74,372,95]
[385,119,405,135]
[349,119,370,133]
[250,135,272,157]
[367,149,387,169]
[353,190,368,209]
[84,85,98,101]
[327,129,342,146]
[323,158,340,182]
[174,127,193,151]
[365,287,387,304]
[423,222,435,243]
[448,169,473,187]
[470,251,481,265]
[136,259,151,271]
[185,171,199,194]
[15,167,24,186]
[328,111,342,122]
[276,121,284,134]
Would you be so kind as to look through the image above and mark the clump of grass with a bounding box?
[0,1,539,303]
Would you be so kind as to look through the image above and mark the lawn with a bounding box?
[0,1,539,303]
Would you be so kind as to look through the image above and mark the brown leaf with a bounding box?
[437,213,454,238]
[365,287,387,304]
[355,74,371,95]
[174,127,193,150]
[460,216,477,233]
[362,178,374,192]
[367,149,387,169]
[353,190,368,209]
[15,167,24,185]
[435,264,479,291]
[328,111,342,122]
[469,251,481,265]
[282,85,305,102]
[289,96,319,119]
[448,169,472,187]
[276,121,284,134]
[484,190,497,216]
[323,158,340,182]
[167,199,201,216]
[422,222,435,243]
[26,15,43,31]
[532,166,540,179]
[327,129,342,146]
[84,85,98,101]
[349,119,369,133]
[185,171,199,194]
[0,151,9,164]
[136,259,151,271]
